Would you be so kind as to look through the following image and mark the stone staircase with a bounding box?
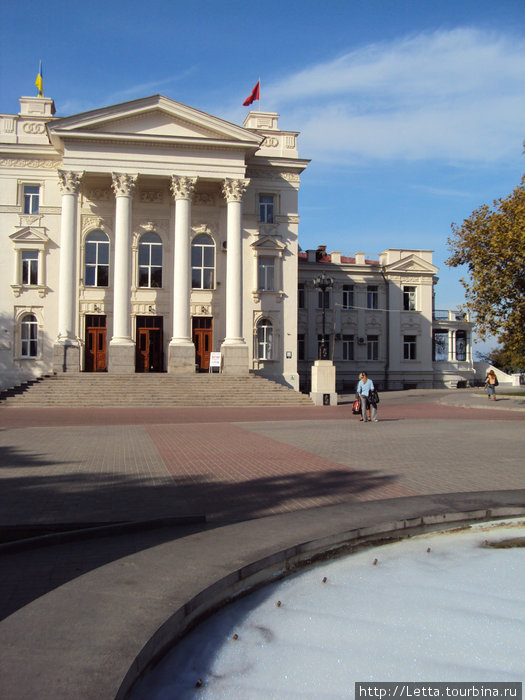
[0,373,314,407]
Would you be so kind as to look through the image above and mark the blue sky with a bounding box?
[2,0,525,353]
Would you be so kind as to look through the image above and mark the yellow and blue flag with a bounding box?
[35,61,43,97]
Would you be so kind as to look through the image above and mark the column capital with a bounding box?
[222,178,249,203]
[111,173,137,197]
[57,170,83,195]
[170,175,197,200]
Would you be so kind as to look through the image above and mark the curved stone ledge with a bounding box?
[116,492,525,699]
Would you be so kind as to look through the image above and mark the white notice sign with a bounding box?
[209,352,222,368]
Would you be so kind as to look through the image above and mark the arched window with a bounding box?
[256,318,273,360]
[85,230,109,287]
[21,314,38,357]
[191,233,215,289]
[139,232,162,288]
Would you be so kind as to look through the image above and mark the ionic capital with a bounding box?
[222,178,249,203]
[170,176,198,200]
[111,173,138,197]
[58,170,83,195]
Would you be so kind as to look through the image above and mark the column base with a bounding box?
[53,342,81,374]
[310,391,338,406]
[108,342,135,374]
[168,343,196,375]
[220,343,249,375]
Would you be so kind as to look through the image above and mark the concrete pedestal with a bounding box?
[108,342,135,374]
[310,359,338,406]
[167,344,196,374]
[52,343,81,374]
[220,344,249,375]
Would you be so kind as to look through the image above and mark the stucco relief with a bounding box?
[0,158,60,169]
[84,188,112,202]
[22,122,46,134]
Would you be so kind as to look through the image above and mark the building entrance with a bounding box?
[135,316,163,372]
[192,317,213,371]
[85,315,107,372]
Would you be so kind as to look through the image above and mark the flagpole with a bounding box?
[258,77,261,112]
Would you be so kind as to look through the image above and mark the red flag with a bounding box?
[243,81,260,106]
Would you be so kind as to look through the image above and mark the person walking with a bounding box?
[485,369,498,401]
[356,371,378,422]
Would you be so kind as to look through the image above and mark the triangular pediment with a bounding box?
[49,94,262,147]
[386,254,438,274]
[9,227,49,244]
[251,235,287,251]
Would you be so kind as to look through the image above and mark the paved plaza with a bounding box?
[0,388,524,699]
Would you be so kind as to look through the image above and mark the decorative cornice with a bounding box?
[222,178,249,203]
[111,173,137,198]
[170,175,198,200]
[58,170,83,195]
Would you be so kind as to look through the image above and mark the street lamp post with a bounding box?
[313,271,334,360]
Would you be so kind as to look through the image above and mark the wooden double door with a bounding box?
[136,316,163,373]
[192,317,213,371]
[85,315,107,372]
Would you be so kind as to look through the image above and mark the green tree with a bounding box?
[447,174,525,369]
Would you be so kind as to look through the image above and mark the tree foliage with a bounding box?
[447,174,525,368]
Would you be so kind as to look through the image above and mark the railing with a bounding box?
[433,309,469,321]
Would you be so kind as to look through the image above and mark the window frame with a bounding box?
[256,318,273,360]
[84,230,110,288]
[403,285,417,311]
[403,334,417,360]
[367,334,379,361]
[342,284,354,309]
[258,256,275,292]
[191,233,215,290]
[258,194,274,224]
[23,184,40,214]
[342,334,354,361]
[20,313,38,358]
[21,250,39,286]
[367,285,379,310]
[138,231,163,289]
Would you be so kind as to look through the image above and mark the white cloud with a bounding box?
[263,28,525,164]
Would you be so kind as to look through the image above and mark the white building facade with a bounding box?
[0,95,308,390]
[298,247,475,391]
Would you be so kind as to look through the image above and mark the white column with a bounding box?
[222,178,248,344]
[168,176,197,373]
[57,170,82,342]
[170,176,197,344]
[108,173,137,374]
[110,173,136,343]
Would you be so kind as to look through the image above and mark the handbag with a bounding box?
[352,398,361,414]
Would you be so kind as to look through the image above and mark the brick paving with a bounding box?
[0,391,523,528]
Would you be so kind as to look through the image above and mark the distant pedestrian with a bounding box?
[485,369,498,401]
[356,371,378,422]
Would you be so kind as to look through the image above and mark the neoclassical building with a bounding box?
[0,94,474,393]
[0,94,307,390]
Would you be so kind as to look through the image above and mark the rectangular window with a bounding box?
[403,286,417,311]
[367,335,379,361]
[342,285,354,309]
[22,250,39,285]
[298,333,305,360]
[367,285,379,309]
[259,195,274,223]
[258,256,275,291]
[298,283,305,309]
[342,335,354,361]
[317,290,330,309]
[404,335,417,360]
[433,330,448,362]
[23,185,40,214]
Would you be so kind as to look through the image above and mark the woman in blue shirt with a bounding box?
[356,371,378,422]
